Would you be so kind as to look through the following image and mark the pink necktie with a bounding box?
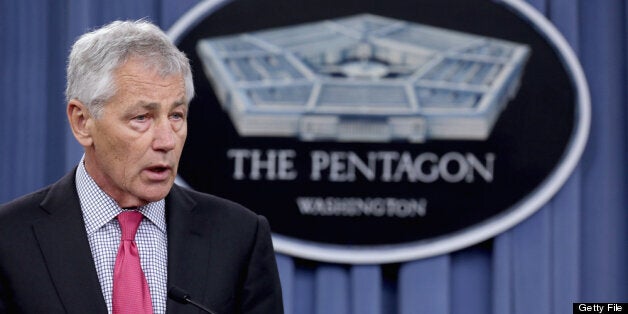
[112,211,153,314]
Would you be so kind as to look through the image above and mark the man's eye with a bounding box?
[134,115,147,121]
[171,113,185,120]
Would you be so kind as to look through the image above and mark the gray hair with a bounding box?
[65,20,194,117]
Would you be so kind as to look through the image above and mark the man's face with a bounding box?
[83,58,188,207]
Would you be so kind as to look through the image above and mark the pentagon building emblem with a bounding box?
[196,14,530,143]
[173,0,589,264]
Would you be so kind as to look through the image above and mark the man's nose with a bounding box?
[152,118,176,151]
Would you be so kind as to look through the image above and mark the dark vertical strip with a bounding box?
[450,245,491,314]
[45,0,70,184]
[511,207,552,314]
[399,256,450,314]
[294,260,316,314]
[3,0,49,200]
[578,0,627,301]
[315,265,350,314]
[0,0,17,202]
[350,265,382,314]
[547,1,582,312]
[276,254,295,314]
[549,0,579,51]
[381,264,399,314]
[492,233,513,314]
[625,5,628,281]
[552,171,581,313]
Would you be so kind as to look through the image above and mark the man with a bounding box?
[0,20,284,314]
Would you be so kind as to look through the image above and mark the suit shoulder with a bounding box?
[0,171,76,225]
[171,184,260,222]
[0,186,50,220]
[0,187,55,240]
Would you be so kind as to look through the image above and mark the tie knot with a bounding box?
[117,211,143,241]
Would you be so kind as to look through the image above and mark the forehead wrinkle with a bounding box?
[118,74,181,90]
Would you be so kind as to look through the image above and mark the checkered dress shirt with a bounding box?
[75,159,168,314]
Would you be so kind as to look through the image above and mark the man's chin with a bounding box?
[135,184,173,203]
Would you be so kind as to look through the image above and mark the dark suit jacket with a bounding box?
[0,170,284,314]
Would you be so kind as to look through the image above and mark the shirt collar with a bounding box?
[75,156,167,235]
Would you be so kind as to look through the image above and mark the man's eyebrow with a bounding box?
[171,99,187,109]
[140,102,159,110]
[123,102,158,116]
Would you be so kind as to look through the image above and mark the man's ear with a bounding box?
[67,99,94,147]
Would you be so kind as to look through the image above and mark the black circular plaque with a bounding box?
[170,0,589,263]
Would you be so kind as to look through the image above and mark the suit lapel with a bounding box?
[32,171,107,314]
[166,185,214,313]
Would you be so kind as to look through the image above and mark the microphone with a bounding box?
[168,286,218,314]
